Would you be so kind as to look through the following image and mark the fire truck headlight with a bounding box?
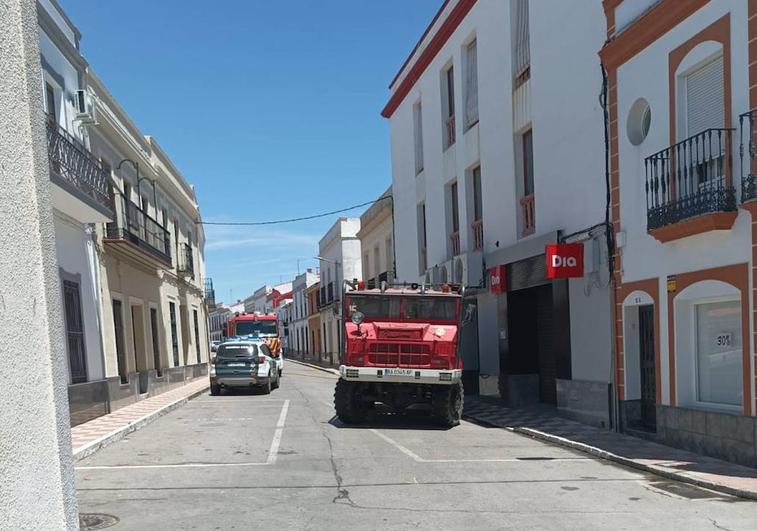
[351,311,365,325]
[434,327,446,337]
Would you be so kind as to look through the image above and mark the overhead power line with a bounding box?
[197,195,392,226]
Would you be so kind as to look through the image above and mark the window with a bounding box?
[450,181,460,233]
[385,237,393,281]
[464,39,478,128]
[63,280,87,383]
[413,102,423,175]
[162,208,169,228]
[522,130,534,196]
[695,300,742,406]
[124,182,132,202]
[512,0,530,83]
[472,167,482,221]
[413,101,424,174]
[44,82,57,119]
[627,98,652,146]
[442,66,456,148]
[685,55,724,137]
[417,203,427,273]
[169,302,179,367]
[112,299,127,383]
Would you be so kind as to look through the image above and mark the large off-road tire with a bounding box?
[432,381,464,427]
[334,378,367,424]
[210,383,221,396]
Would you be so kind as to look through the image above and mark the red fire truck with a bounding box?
[225,313,283,375]
[334,282,466,427]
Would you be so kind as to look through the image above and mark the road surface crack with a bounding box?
[294,385,356,508]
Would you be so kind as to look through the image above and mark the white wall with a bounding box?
[615,1,752,405]
[54,214,105,382]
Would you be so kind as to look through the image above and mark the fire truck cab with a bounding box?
[334,282,465,427]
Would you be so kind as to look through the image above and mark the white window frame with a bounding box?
[686,294,743,412]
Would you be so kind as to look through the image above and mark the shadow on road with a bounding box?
[328,406,454,431]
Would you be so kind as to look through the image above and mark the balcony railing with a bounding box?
[450,231,460,256]
[445,115,456,149]
[740,109,757,202]
[472,219,484,250]
[178,243,194,277]
[46,114,112,212]
[204,278,216,307]
[645,128,736,230]
[106,195,171,265]
[520,194,535,236]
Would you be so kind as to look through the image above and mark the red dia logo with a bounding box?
[545,244,584,279]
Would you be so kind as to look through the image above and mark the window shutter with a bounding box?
[465,40,478,128]
[686,55,724,137]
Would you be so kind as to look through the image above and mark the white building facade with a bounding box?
[291,270,319,355]
[37,0,113,425]
[317,218,362,363]
[357,187,394,288]
[602,0,757,466]
[385,0,614,425]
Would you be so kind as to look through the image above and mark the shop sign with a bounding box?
[545,243,584,279]
[489,265,506,294]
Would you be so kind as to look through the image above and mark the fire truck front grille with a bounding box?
[367,343,431,367]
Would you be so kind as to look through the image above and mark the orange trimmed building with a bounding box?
[601,0,757,466]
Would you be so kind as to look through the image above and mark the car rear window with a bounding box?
[217,344,258,358]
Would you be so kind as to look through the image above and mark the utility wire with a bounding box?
[197,196,391,226]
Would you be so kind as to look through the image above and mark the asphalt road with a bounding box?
[76,363,757,530]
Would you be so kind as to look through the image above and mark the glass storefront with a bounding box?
[695,300,742,406]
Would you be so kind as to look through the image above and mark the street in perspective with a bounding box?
[3,0,757,529]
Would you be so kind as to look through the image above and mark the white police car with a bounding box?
[209,336,281,395]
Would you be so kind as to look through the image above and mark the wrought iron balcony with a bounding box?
[46,114,113,219]
[645,128,736,231]
[740,109,757,202]
[178,243,194,277]
[204,278,216,307]
[520,194,535,236]
[106,194,171,266]
[472,219,484,250]
[450,231,460,256]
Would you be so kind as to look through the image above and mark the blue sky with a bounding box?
[61,0,438,303]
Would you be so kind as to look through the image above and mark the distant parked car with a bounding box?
[210,340,220,353]
[209,339,280,395]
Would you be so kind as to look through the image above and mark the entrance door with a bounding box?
[150,308,161,375]
[638,304,656,430]
[63,280,87,384]
[131,305,148,394]
[113,300,127,383]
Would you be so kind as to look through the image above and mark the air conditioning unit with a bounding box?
[451,253,484,288]
[74,89,97,124]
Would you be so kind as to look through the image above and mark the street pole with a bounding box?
[0,0,79,527]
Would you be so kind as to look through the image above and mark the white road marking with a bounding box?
[77,400,291,471]
[370,429,589,464]
[265,399,290,465]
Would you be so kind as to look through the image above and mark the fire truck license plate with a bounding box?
[384,368,414,377]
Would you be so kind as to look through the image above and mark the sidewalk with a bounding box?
[71,378,208,461]
[286,351,340,373]
[464,396,757,501]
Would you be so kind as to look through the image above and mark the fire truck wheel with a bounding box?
[334,379,367,424]
[433,381,464,427]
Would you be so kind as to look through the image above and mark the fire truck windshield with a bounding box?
[234,320,277,336]
[348,295,458,322]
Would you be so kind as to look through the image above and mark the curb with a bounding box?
[463,412,757,502]
[287,358,340,376]
[73,383,209,462]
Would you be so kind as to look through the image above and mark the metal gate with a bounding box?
[63,280,87,383]
[638,305,656,430]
